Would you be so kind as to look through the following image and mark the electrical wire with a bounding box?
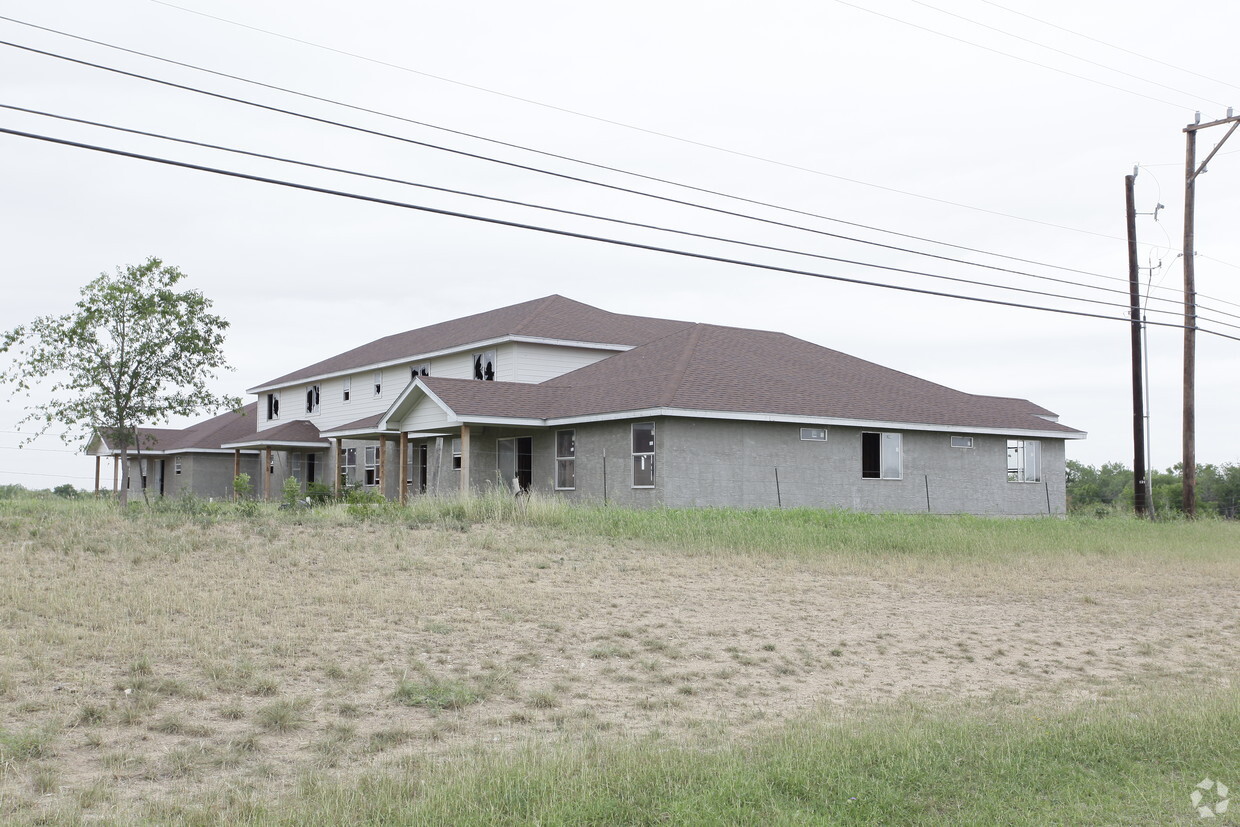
[979,0,1240,96]
[830,0,1196,112]
[0,11,1152,265]
[1,39,1171,305]
[12,102,1226,325]
[5,124,1240,344]
[5,16,1239,313]
[0,34,1214,319]
[908,0,1228,108]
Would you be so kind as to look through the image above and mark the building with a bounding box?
[92,295,1085,514]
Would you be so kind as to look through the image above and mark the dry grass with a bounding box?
[0,498,1237,822]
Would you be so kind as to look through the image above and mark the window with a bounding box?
[451,438,462,470]
[292,452,303,480]
[861,432,902,479]
[373,370,383,397]
[343,377,351,402]
[174,458,182,475]
[1007,439,1041,482]
[364,446,379,486]
[305,452,318,485]
[800,427,827,441]
[305,385,320,414]
[555,430,576,490]
[472,350,496,381]
[632,422,655,488]
[951,436,974,449]
[498,437,533,493]
[266,391,280,421]
[411,363,430,380]
[341,447,357,484]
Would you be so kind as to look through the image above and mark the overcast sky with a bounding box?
[3,0,1239,490]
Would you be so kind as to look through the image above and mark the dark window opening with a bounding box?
[498,436,533,493]
[473,351,496,381]
[306,384,320,414]
[266,392,280,420]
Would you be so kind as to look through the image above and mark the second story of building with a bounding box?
[245,295,692,433]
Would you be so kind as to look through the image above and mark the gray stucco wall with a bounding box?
[125,454,261,500]
[656,419,1066,516]
[343,417,1068,516]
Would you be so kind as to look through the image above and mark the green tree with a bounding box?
[0,257,240,505]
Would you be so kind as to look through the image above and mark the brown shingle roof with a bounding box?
[103,404,260,453]
[252,295,693,390]
[420,323,1082,435]
[222,418,327,447]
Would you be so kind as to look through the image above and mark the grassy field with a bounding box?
[0,495,1237,824]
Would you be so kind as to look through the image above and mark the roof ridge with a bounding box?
[660,324,704,406]
[510,295,561,336]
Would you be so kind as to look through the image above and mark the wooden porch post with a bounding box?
[112,457,118,493]
[263,447,272,501]
[378,436,388,500]
[459,424,470,498]
[333,438,342,497]
[233,449,241,500]
[94,456,101,495]
[399,431,409,505]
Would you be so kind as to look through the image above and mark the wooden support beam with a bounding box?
[112,457,118,493]
[94,455,101,495]
[264,447,272,501]
[459,424,470,498]
[233,449,241,500]
[334,439,342,497]
[378,436,388,500]
[399,431,409,505]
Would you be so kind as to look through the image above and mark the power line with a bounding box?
[908,0,1228,108]
[0,10,1144,256]
[979,0,1240,96]
[0,470,94,480]
[5,124,1240,344]
[2,34,1211,318]
[831,0,1196,112]
[13,103,1226,326]
[0,445,80,454]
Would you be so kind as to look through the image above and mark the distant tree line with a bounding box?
[1067,461,1240,518]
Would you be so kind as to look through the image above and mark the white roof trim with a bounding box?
[220,440,332,449]
[247,335,633,394]
[399,404,1084,439]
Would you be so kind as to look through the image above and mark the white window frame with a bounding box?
[472,350,496,381]
[555,429,576,490]
[266,391,280,421]
[343,376,351,402]
[632,422,655,488]
[373,370,383,398]
[950,436,974,449]
[174,457,182,475]
[292,452,303,480]
[1007,439,1041,483]
[451,438,462,471]
[861,431,902,480]
[364,445,379,486]
[306,385,320,414]
[800,427,827,442]
[411,362,430,380]
[341,447,357,484]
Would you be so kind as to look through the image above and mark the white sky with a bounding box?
[2,0,1239,489]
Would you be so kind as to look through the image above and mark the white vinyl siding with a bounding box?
[510,343,614,383]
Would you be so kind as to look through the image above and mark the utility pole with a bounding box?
[1182,110,1240,517]
[1124,170,1148,516]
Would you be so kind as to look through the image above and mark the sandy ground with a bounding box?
[1,517,1237,819]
